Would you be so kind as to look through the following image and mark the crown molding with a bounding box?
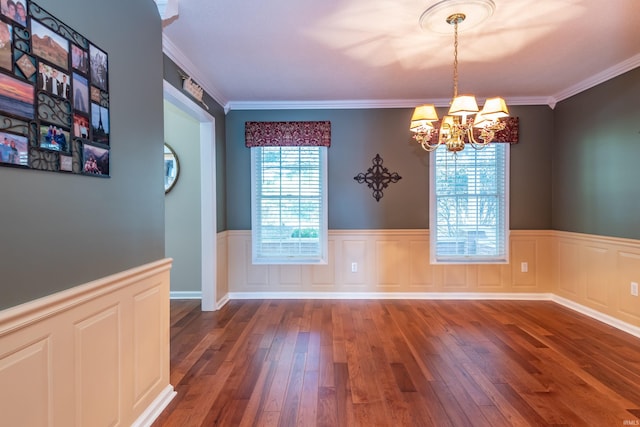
[550,52,640,105]
[161,33,229,110]
[226,96,552,111]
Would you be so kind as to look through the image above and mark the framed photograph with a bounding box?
[72,72,89,114]
[90,86,100,103]
[89,44,107,91]
[38,63,70,99]
[91,102,109,145]
[15,53,36,80]
[39,124,70,152]
[73,113,89,139]
[82,143,109,176]
[0,130,27,166]
[71,44,88,74]
[0,72,34,119]
[31,19,69,70]
[0,21,11,71]
[60,154,72,172]
[1,0,26,27]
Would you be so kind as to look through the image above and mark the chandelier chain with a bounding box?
[453,20,458,98]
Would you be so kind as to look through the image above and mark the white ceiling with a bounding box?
[161,0,640,111]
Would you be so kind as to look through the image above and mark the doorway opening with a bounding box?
[163,80,217,311]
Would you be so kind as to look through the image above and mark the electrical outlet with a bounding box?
[351,262,358,273]
[520,262,528,273]
[631,282,639,297]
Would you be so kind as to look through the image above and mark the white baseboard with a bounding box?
[226,291,640,339]
[131,385,176,427]
[552,295,640,339]
[170,291,202,299]
[216,293,230,309]
[227,291,553,301]
[170,291,640,340]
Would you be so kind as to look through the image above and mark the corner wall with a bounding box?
[553,67,640,239]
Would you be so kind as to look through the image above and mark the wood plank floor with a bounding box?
[153,299,640,426]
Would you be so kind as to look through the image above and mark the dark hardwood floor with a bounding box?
[153,299,640,426]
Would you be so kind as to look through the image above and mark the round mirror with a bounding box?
[164,143,179,193]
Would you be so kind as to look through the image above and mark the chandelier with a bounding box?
[409,0,509,152]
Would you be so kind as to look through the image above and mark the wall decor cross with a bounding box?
[354,154,402,202]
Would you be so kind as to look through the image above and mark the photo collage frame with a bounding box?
[0,0,110,176]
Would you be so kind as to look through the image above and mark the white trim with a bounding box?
[131,385,176,427]
[0,259,172,336]
[163,80,218,311]
[552,295,640,340]
[170,291,202,300]
[225,291,640,339]
[162,34,228,110]
[227,291,553,301]
[551,53,640,105]
[226,96,553,111]
[216,293,230,309]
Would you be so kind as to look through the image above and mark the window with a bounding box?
[429,143,509,263]
[251,146,328,264]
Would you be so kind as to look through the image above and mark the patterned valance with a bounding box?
[245,121,331,147]
[432,116,520,143]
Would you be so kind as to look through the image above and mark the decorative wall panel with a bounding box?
[0,259,173,426]
[75,306,120,427]
[0,337,51,426]
[226,230,552,295]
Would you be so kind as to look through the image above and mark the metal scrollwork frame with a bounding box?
[0,1,110,177]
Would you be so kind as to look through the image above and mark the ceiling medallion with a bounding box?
[419,0,495,33]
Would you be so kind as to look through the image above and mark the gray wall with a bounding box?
[0,0,164,310]
[552,67,640,239]
[164,101,201,292]
[225,106,554,230]
[163,54,227,232]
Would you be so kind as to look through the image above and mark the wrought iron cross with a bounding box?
[354,154,402,202]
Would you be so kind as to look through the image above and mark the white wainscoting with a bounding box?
[553,231,640,330]
[0,259,174,427]
[226,229,554,295]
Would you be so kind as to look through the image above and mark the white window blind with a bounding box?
[251,146,328,264]
[429,143,509,263]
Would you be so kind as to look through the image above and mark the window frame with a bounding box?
[250,145,328,265]
[429,143,510,264]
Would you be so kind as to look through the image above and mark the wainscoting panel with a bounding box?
[553,232,640,328]
[408,240,434,289]
[617,251,640,319]
[75,305,121,427]
[311,240,335,287]
[226,230,553,295]
[216,232,229,308]
[0,337,51,426]
[133,285,164,408]
[375,239,402,288]
[555,240,581,296]
[477,264,505,289]
[584,245,611,309]
[0,259,173,427]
